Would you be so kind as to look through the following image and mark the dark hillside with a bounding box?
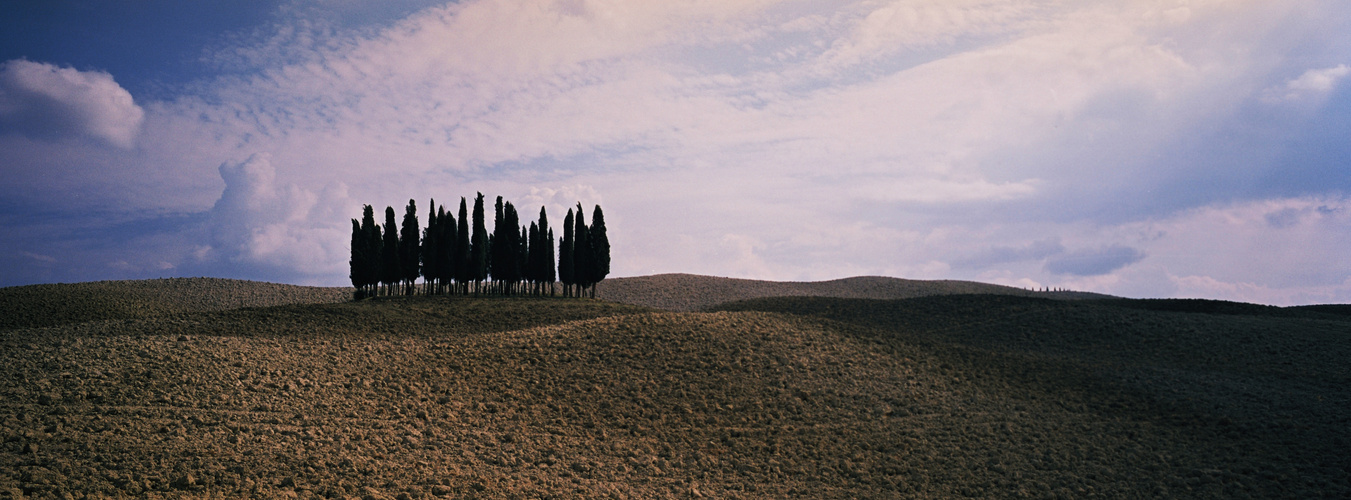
[1093,297,1351,320]
[1288,303,1351,318]
[717,295,1351,497]
[4,284,1350,497]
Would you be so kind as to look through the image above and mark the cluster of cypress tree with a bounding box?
[559,202,609,298]
[348,193,608,300]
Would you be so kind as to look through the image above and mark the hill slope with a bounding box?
[0,278,352,330]
[0,273,1109,330]
[598,273,1107,311]
[3,292,1348,498]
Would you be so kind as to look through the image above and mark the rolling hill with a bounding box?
[598,273,1108,311]
[1,277,1348,498]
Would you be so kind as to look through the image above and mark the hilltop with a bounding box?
[0,273,1103,330]
[598,273,1108,311]
[1,278,1349,498]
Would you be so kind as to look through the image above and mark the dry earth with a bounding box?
[1,278,1348,499]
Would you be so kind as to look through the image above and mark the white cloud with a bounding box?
[0,59,144,148]
[207,154,355,276]
[1264,64,1350,102]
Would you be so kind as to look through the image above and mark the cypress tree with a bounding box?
[559,209,574,297]
[360,205,381,299]
[421,200,438,295]
[516,220,527,294]
[532,206,550,295]
[545,227,556,296]
[527,221,540,294]
[470,193,488,294]
[504,202,523,293]
[455,198,470,295]
[400,199,420,295]
[491,196,505,292]
[349,218,365,300]
[382,206,400,296]
[573,203,591,297]
[588,205,610,298]
[438,205,455,294]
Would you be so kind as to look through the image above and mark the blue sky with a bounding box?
[2,0,1350,305]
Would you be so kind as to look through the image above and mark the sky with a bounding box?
[1,0,1349,305]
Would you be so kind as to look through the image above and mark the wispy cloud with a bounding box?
[1264,64,1350,103]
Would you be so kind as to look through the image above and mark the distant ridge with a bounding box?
[598,273,1110,311]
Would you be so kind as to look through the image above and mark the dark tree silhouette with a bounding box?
[437,205,456,294]
[527,220,539,293]
[470,193,489,294]
[528,206,555,296]
[515,218,527,293]
[507,200,526,290]
[399,199,420,295]
[381,207,401,296]
[349,218,366,300]
[491,196,505,293]
[573,203,592,297]
[545,227,556,296]
[588,205,610,298]
[420,200,439,294]
[455,198,471,295]
[359,205,382,299]
[559,208,575,297]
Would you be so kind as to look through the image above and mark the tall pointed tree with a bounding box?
[438,205,455,294]
[455,197,470,295]
[531,206,554,296]
[359,205,382,299]
[470,192,488,294]
[573,203,591,297]
[559,208,575,297]
[529,221,541,294]
[421,200,439,295]
[399,199,420,295]
[349,218,365,300]
[545,227,556,296]
[588,204,610,298]
[504,202,523,293]
[381,206,401,296]
[491,196,506,292]
[516,220,527,294]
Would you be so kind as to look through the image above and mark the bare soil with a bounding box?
[1,278,1348,499]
